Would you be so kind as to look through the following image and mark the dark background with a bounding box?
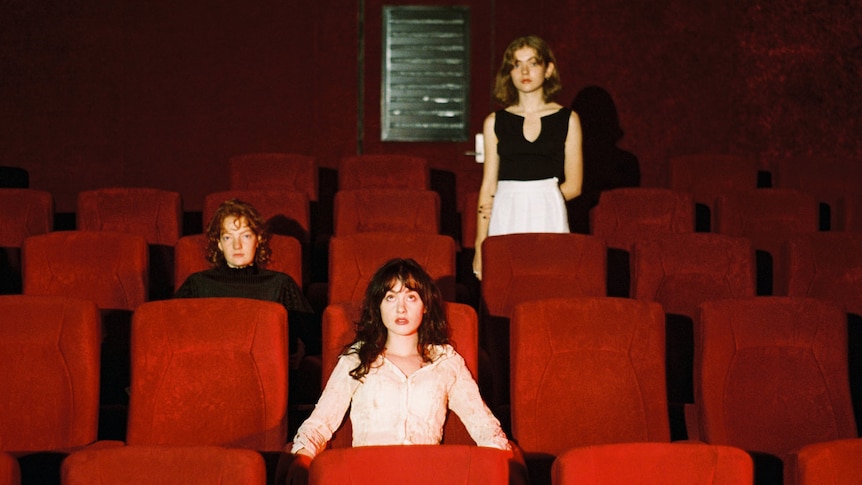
[2,0,860,213]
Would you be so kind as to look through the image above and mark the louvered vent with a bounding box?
[382,6,470,141]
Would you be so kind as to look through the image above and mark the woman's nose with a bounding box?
[232,238,242,249]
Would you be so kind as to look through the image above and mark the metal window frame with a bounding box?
[381,6,471,142]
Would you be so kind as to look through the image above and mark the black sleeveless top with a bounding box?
[495,107,571,182]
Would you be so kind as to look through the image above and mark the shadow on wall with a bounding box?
[567,86,641,234]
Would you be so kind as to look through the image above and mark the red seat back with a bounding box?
[511,297,669,456]
[0,189,53,247]
[785,438,862,485]
[126,298,289,450]
[338,154,429,190]
[589,188,694,252]
[333,188,439,236]
[632,233,756,317]
[481,233,606,319]
[553,442,753,484]
[228,152,318,202]
[309,445,513,485]
[328,233,456,304]
[77,188,182,246]
[0,295,100,452]
[23,231,148,310]
[693,297,856,459]
[62,445,267,485]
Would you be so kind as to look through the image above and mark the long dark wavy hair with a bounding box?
[347,258,450,380]
[205,198,271,267]
[493,35,562,106]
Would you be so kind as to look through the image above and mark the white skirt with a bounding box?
[488,178,569,236]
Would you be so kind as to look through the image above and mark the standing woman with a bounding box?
[473,35,583,279]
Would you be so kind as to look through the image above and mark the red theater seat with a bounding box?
[338,154,429,190]
[0,188,53,294]
[126,298,289,451]
[229,152,318,202]
[772,156,862,231]
[785,438,862,485]
[77,187,181,299]
[552,442,753,485]
[77,188,182,247]
[62,445,267,485]
[333,188,439,236]
[0,189,53,247]
[480,232,607,406]
[511,297,669,484]
[308,445,517,485]
[631,233,756,420]
[22,231,148,310]
[668,153,760,231]
[0,295,101,453]
[691,297,857,477]
[327,232,456,304]
[784,232,862,315]
[714,189,819,295]
[589,187,694,296]
[0,453,20,485]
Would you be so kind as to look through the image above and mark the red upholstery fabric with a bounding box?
[552,442,753,484]
[714,189,819,294]
[0,452,20,485]
[668,153,759,230]
[589,188,695,252]
[772,156,862,231]
[309,445,513,485]
[785,438,862,485]
[631,233,756,317]
[320,301,481,449]
[173,234,304,290]
[337,154,429,190]
[480,233,607,319]
[327,233,456,304]
[228,152,318,202]
[333,188,439,236]
[22,231,148,310]
[0,295,100,452]
[784,232,862,315]
[693,297,857,459]
[0,189,53,247]
[77,188,182,246]
[203,189,311,245]
[511,297,670,456]
[62,445,267,485]
[126,298,288,450]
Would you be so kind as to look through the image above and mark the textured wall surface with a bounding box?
[1,0,859,211]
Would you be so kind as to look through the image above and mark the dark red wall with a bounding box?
[2,0,860,212]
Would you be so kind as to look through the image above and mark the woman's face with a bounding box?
[380,280,425,339]
[509,46,554,94]
[217,216,259,268]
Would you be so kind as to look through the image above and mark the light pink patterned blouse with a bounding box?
[291,344,510,457]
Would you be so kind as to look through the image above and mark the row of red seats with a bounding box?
[3,184,859,299]
[2,294,859,484]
